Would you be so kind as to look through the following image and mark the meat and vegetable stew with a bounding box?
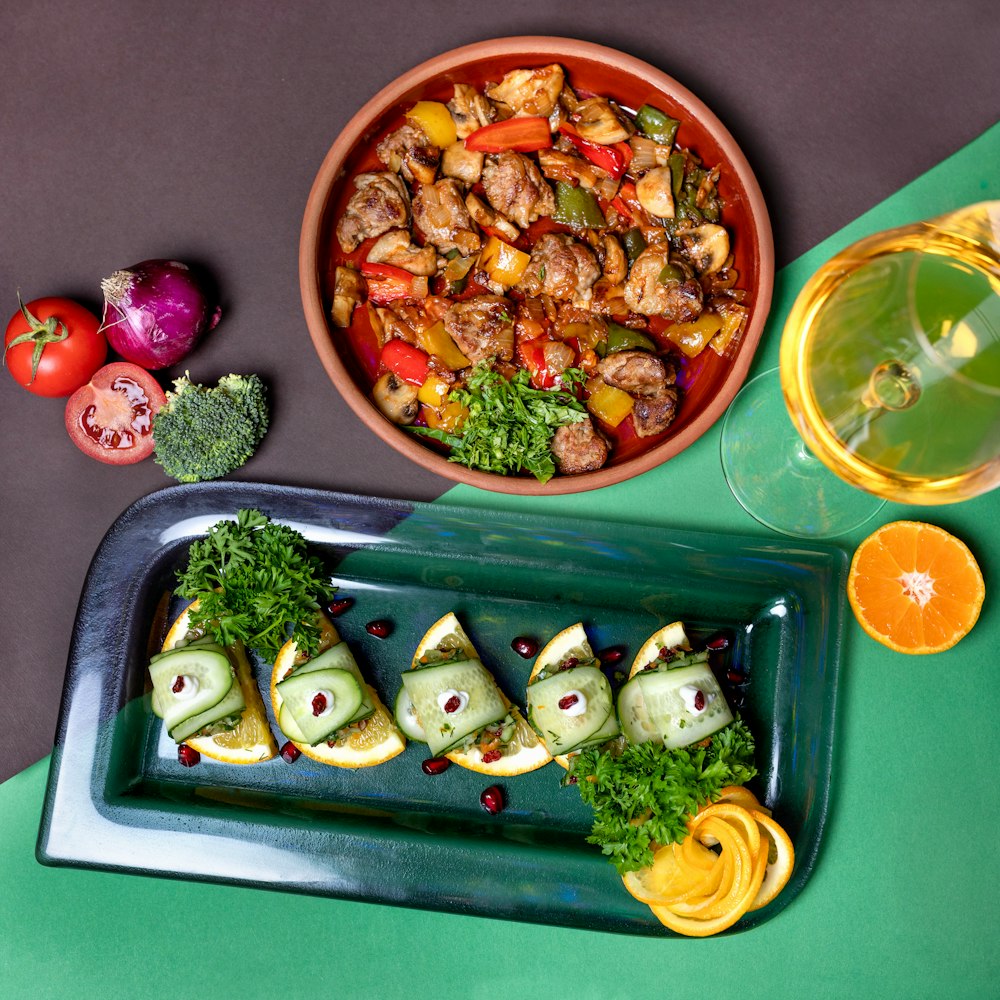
[330,63,748,482]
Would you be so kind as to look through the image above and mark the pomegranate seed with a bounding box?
[171,675,185,693]
[177,744,200,767]
[327,597,354,617]
[694,690,705,711]
[561,656,578,670]
[280,741,301,763]
[366,619,393,638]
[727,671,744,684]
[480,784,505,815]
[443,695,461,714]
[421,756,451,775]
[558,693,579,710]
[598,647,624,665]
[658,646,676,662]
[706,634,730,651]
[511,636,538,658]
[311,692,327,716]
[481,749,502,763]
[566,774,578,785]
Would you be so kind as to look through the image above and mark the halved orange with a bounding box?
[162,603,278,765]
[848,521,985,654]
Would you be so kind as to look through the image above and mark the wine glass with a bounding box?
[721,201,1000,538]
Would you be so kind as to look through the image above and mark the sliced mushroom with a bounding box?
[573,97,634,144]
[373,371,419,425]
[600,234,627,285]
[447,84,495,139]
[331,266,364,328]
[635,166,676,220]
[675,224,730,275]
[441,141,484,185]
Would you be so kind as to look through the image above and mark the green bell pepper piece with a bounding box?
[636,104,680,148]
[606,321,656,354]
[623,227,647,267]
[552,181,606,229]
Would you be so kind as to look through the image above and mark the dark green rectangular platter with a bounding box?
[37,482,847,936]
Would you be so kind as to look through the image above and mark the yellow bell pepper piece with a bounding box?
[708,305,747,356]
[424,399,468,433]
[405,101,457,148]
[664,313,724,358]
[416,321,471,371]
[479,236,531,288]
[417,375,451,407]
[587,383,634,427]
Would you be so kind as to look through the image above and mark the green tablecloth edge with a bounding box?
[2,121,998,1000]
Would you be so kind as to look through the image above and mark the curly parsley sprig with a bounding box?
[409,363,589,483]
[175,508,334,662]
[566,721,758,874]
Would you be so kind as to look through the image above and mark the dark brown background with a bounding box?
[2,0,998,784]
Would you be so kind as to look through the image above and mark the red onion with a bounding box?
[100,259,221,369]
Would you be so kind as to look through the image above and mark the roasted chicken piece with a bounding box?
[441,141,484,185]
[331,266,364,328]
[481,151,556,229]
[516,233,600,307]
[366,229,439,277]
[444,295,515,363]
[376,123,440,183]
[336,172,411,253]
[632,388,679,437]
[597,350,676,397]
[550,417,609,474]
[623,246,704,322]
[537,148,604,189]
[447,84,495,138]
[485,64,565,117]
[412,179,481,256]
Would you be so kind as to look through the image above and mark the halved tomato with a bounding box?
[64,362,166,465]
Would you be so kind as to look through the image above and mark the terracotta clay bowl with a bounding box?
[299,36,774,495]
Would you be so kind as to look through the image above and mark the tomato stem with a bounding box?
[3,292,69,383]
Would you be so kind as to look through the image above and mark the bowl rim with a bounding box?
[299,35,774,496]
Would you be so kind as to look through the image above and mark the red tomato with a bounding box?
[64,362,166,465]
[4,296,107,397]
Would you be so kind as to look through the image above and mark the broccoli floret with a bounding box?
[152,373,269,483]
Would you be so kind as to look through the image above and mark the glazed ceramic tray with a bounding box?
[38,483,846,936]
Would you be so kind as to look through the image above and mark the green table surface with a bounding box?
[3,125,998,1000]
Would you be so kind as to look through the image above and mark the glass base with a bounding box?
[721,368,886,538]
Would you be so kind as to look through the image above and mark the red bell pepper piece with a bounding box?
[465,117,553,153]
[517,338,557,389]
[380,339,430,385]
[558,124,632,180]
[361,262,422,305]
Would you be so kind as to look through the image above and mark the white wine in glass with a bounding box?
[722,202,1000,536]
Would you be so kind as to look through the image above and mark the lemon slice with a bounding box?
[271,633,405,768]
[527,622,603,770]
[413,612,551,776]
[628,621,690,679]
[162,602,278,764]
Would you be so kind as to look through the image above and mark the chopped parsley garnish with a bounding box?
[409,363,588,483]
[175,508,335,661]
[566,721,758,874]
